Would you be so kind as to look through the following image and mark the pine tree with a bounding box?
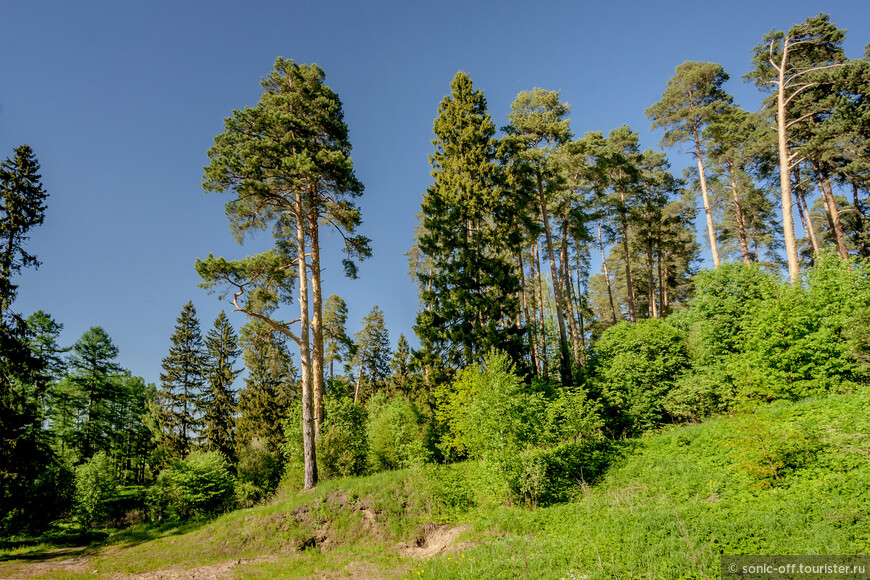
[199,58,370,489]
[646,61,733,269]
[414,72,524,369]
[0,145,48,319]
[505,88,573,385]
[159,301,205,459]
[202,311,241,462]
[237,319,298,454]
[747,13,850,284]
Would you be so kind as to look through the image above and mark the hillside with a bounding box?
[2,388,868,579]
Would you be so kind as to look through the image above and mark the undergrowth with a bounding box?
[2,389,867,579]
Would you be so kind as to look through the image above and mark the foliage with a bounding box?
[366,392,429,471]
[73,451,117,528]
[349,305,390,402]
[591,319,690,436]
[317,395,368,478]
[0,145,48,313]
[414,71,524,369]
[201,311,240,463]
[664,262,778,419]
[438,350,546,462]
[158,302,205,460]
[147,451,236,521]
[235,438,282,507]
[236,319,298,454]
[739,253,870,399]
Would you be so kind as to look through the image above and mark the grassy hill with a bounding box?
[3,389,868,579]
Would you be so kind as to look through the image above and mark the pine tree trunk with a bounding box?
[560,220,581,366]
[518,251,539,376]
[306,198,325,439]
[619,198,637,323]
[354,344,367,404]
[693,123,720,268]
[295,192,317,490]
[853,182,869,258]
[575,271,588,366]
[794,171,820,260]
[728,164,752,265]
[776,45,801,286]
[535,175,572,385]
[815,164,849,259]
[532,242,548,381]
[597,221,618,324]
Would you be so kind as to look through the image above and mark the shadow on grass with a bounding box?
[0,517,214,562]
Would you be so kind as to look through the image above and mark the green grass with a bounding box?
[3,389,869,579]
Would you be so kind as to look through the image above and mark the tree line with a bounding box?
[2,12,868,533]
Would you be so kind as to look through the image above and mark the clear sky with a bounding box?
[1,1,868,386]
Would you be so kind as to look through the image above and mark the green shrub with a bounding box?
[740,254,870,400]
[591,319,690,436]
[73,451,117,529]
[366,393,429,471]
[439,350,546,461]
[317,395,368,478]
[147,451,235,520]
[235,438,282,507]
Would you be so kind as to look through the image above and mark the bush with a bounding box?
[147,451,235,520]
[235,438,283,507]
[73,451,117,528]
[366,393,429,471]
[740,254,870,399]
[439,350,546,462]
[591,319,690,436]
[317,395,368,478]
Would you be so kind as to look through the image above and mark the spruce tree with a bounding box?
[323,294,351,382]
[415,72,524,369]
[159,301,205,459]
[67,326,122,461]
[236,319,298,454]
[351,305,390,403]
[202,311,241,462]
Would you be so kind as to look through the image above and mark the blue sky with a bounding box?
[1,1,868,385]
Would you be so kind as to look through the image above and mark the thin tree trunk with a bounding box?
[354,344,367,404]
[693,123,720,268]
[306,198,325,439]
[560,220,581,367]
[597,221,618,324]
[535,174,572,385]
[775,42,801,286]
[518,251,539,376]
[619,198,637,323]
[532,241,548,381]
[794,171,820,260]
[571,234,588,365]
[728,163,752,265]
[852,181,869,258]
[643,185,657,319]
[295,191,317,490]
[815,164,849,259]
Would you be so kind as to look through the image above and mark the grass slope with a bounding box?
[2,390,868,579]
